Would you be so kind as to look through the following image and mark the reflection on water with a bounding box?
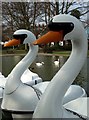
[31,55,68,81]
[1,54,88,93]
[2,55,68,80]
[2,56,24,77]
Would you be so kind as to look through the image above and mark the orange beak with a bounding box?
[4,39,20,47]
[33,30,64,45]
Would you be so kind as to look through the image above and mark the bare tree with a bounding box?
[2,2,40,31]
[2,1,89,48]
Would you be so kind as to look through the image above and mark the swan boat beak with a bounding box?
[4,39,20,47]
[33,30,63,45]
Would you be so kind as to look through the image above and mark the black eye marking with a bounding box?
[48,22,74,35]
[13,34,27,44]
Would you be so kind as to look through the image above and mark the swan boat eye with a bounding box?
[48,22,74,35]
[13,34,27,43]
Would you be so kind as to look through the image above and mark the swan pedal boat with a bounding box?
[0,64,86,104]
[0,26,87,119]
[32,14,88,119]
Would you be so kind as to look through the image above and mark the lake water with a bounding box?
[1,54,88,94]
[0,54,88,119]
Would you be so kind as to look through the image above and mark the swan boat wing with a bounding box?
[64,97,89,118]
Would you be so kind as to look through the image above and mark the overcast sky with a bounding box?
[0,0,89,2]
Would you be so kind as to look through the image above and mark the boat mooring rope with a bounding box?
[66,108,88,120]
[13,83,88,119]
[24,83,42,100]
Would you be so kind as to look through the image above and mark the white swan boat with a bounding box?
[33,14,88,119]
[0,27,87,119]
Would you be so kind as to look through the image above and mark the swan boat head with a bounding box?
[1,30,40,113]
[33,14,88,118]
[4,29,36,47]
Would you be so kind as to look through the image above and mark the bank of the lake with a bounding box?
[0,50,89,57]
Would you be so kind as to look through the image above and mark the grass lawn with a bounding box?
[53,50,89,56]
[0,49,89,57]
[0,49,27,55]
[53,51,71,56]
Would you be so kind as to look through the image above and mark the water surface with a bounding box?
[1,54,88,93]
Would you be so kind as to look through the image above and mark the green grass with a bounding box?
[1,49,89,57]
[0,49,27,55]
[53,51,71,56]
[53,50,89,56]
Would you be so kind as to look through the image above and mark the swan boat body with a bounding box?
[1,30,41,118]
[1,26,87,119]
[0,69,42,88]
[33,14,88,119]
